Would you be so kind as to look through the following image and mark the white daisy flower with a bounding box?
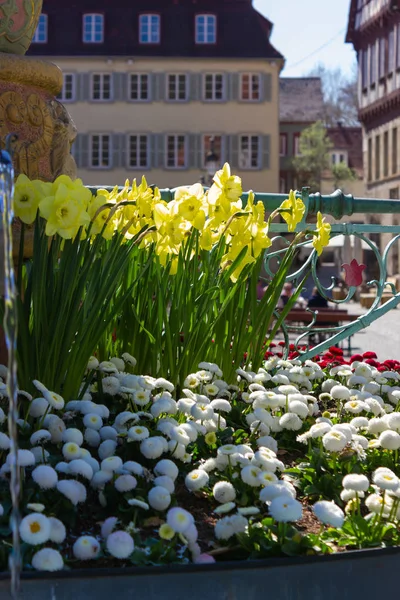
[32,465,58,489]
[31,548,64,572]
[19,513,51,545]
[73,536,100,560]
[106,531,134,559]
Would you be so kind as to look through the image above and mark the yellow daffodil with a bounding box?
[173,183,207,230]
[280,190,305,232]
[312,211,331,256]
[88,194,118,240]
[208,162,242,207]
[39,183,91,239]
[51,175,92,208]
[13,174,42,224]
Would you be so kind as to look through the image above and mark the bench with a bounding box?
[283,308,362,354]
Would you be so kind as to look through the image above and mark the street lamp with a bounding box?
[205,136,219,186]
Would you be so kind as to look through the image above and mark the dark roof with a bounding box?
[28,0,284,60]
[279,78,324,122]
[327,125,363,172]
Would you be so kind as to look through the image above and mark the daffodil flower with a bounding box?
[13,174,42,225]
[39,182,91,239]
[312,211,331,256]
[280,190,305,232]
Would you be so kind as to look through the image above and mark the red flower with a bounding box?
[341,259,366,287]
[329,346,343,356]
[350,354,364,363]
[363,351,377,359]
[365,359,379,368]
[278,341,286,347]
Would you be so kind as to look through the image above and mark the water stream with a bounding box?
[1,140,21,599]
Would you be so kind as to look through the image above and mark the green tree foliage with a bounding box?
[292,121,333,192]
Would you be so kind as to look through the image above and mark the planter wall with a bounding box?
[1,547,399,600]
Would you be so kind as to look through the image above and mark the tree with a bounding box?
[308,62,359,127]
[292,121,333,192]
[332,161,356,191]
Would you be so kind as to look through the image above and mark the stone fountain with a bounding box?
[0,0,77,181]
[0,0,77,300]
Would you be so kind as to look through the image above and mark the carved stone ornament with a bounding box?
[0,52,77,182]
[0,0,43,55]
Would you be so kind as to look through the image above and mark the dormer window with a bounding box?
[195,15,216,44]
[32,14,48,43]
[139,14,160,44]
[83,14,104,43]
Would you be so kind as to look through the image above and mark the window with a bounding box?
[139,14,160,44]
[397,25,400,69]
[370,41,377,86]
[331,152,348,166]
[167,74,188,101]
[239,135,260,169]
[388,29,395,74]
[361,48,368,89]
[202,135,223,168]
[375,135,380,180]
[379,37,386,79]
[279,134,287,157]
[91,73,112,101]
[195,15,216,44]
[368,137,372,181]
[293,133,301,156]
[240,74,260,101]
[129,73,150,101]
[384,131,389,177]
[390,187,399,200]
[166,135,187,169]
[90,134,111,168]
[83,14,104,43]
[32,14,48,43]
[393,128,398,175]
[58,73,76,102]
[128,134,149,169]
[203,73,224,101]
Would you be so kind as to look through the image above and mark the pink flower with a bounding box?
[341,259,366,287]
[193,553,216,564]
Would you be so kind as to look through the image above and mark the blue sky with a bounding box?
[253,0,356,77]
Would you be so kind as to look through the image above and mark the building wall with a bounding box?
[53,57,281,192]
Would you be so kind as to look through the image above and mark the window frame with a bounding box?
[279,133,287,157]
[127,133,150,170]
[331,151,348,166]
[128,73,150,102]
[166,73,188,103]
[195,14,217,45]
[238,134,261,170]
[32,13,48,43]
[89,133,112,170]
[139,13,161,45]
[165,134,188,170]
[90,72,113,102]
[58,73,76,103]
[293,133,301,157]
[82,13,104,44]
[201,134,224,169]
[240,73,261,102]
[203,73,225,102]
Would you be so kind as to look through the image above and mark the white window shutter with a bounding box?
[190,73,201,101]
[229,135,239,169]
[263,135,270,169]
[229,73,239,101]
[262,74,272,102]
[154,73,166,101]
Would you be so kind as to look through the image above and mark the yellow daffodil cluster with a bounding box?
[13,164,330,278]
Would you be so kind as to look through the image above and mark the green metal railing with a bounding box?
[87,184,400,360]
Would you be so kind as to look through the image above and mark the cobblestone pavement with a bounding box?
[339,301,399,361]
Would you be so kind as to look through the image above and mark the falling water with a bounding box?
[0,138,21,599]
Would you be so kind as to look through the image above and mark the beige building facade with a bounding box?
[53,57,282,191]
[29,0,284,193]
